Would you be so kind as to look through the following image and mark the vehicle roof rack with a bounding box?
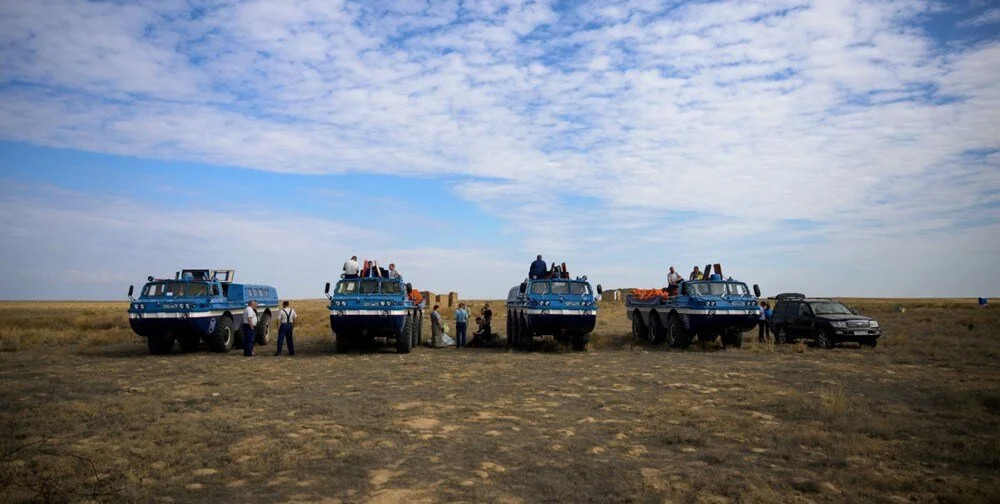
[775,292,805,301]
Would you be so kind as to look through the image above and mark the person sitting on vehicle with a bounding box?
[529,255,547,279]
[667,266,683,287]
[343,256,360,278]
[689,266,702,281]
[388,263,402,280]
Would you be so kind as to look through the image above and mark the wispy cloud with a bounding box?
[0,0,998,297]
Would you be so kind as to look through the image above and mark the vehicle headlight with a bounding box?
[831,321,846,328]
[869,320,879,328]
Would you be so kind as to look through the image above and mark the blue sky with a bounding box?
[0,0,998,300]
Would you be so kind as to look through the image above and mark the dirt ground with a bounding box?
[1,298,999,503]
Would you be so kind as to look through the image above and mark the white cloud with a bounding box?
[0,0,998,297]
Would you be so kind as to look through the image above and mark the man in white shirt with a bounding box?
[343,256,360,278]
[275,301,297,356]
[242,300,258,357]
[388,263,402,280]
[667,266,683,287]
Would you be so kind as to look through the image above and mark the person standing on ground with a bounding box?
[430,305,443,347]
[343,256,360,278]
[529,255,547,279]
[275,301,297,356]
[454,303,469,348]
[765,302,773,336]
[481,303,493,337]
[242,300,257,357]
[757,301,770,342]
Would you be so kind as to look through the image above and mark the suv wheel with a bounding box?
[815,329,833,349]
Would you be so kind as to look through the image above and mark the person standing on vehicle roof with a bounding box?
[275,301,296,356]
[529,255,547,279]
[667,266,683,287]
[242,300,257,357]
[689,266,702,281]
[343,256,360,278]
[388,263,402,280]
[454,303,469,348]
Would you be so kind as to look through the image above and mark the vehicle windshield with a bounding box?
[337,279,401,295]
[530,282,548,295]
[380,281,402,295]
[810,301,853,315]
[142,282,205,298]
[689,282,748,296]
[532,281,591,295]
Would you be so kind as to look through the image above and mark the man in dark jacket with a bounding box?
[529,255,547,279]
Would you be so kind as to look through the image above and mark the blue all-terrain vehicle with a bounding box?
[324,268,423,354]
[127,269,279,354]
[626,264,761,348]
[506,272,602,352]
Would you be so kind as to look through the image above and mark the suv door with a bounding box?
[790,302,814,336]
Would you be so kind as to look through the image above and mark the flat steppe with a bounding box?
[1,298,998,503]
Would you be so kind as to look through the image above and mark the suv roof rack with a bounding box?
[775,292,805,301]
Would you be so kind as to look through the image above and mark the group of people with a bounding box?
[240,300,297,357]
[528,255,569,279]
[342,256,402,280]
[430,302,494,348]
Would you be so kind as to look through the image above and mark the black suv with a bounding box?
[770,293,880,348]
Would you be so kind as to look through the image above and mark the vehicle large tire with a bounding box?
[335,332,352,353]
[147,333,174,355]
[774,325,788,344]
[206,316,233,353]
[631,310,647,341]
[178,333,201,352]
[722,329,743,348]
[667,314,691,348]
[648,312,665,345]
[254,313,271,345]
[571,332,589,352]
[815,329,833,349]
[416,310,424,346]
[516,316,532,351]
[506,311,514,347]
[396,316,413,354]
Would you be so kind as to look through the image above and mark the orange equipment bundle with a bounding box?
[631,288,672,301]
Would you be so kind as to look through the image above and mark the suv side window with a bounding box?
[798,303,812,317]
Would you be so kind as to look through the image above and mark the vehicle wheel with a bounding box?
[147,333,174,355]
[335,332,352,353]
[396,317,413,354]
[178,333,200,352]
[667,314,690,348]
[506,311,514,346]
[775,326,788,344]
[863,337,878,348]
[648,312,665,344]
[254,313,271,345]
[415,311,424,346]
[571,332,589,351]
[815,329,833,349]
[631,310,647,340]
[517,316,532,351]
[410,311,419,348]
[722,330,743,348]
[206,316,233,353]
[699,333,717,346]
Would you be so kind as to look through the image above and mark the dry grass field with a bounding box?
[1,298,998,503]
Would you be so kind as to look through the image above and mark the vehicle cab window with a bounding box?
[798,303,812,318]
[530,283,548,295]
[380,282,402,295]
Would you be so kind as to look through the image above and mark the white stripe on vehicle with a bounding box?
[521,309,597,316]
[329,309,409,316]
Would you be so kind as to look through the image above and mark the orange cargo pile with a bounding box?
[632,288,672,301]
